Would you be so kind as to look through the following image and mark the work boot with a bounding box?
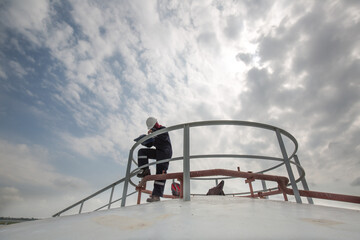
[146,195,160,202]
[137,169,151,178]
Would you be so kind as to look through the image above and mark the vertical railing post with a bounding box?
[108,185,115,209]
[261,179,268,199]
[294,155,314,204]
[79,201,84,214]
[183,124,191,201]
[121,151,133,207]
[275,128,302,203]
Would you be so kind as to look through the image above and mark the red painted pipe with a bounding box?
[284,188,360,204]
[138,169,289,187]
[137,169,288,203]
[136,169,360,205]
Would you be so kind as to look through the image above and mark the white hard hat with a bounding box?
[146,117,157,129]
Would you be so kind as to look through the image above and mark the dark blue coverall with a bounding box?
[137,126,172,197]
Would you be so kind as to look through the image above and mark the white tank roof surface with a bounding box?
[1,196,359,240]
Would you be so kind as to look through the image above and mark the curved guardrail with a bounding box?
[121,120,307,206]
[54,120,312,217]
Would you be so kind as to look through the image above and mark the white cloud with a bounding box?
[9,60,28,78]
[0,140,89,217]
[0,65,7,79]
[60,133,114,160]
[0,0,49,46]
[0,187,23,210]
[0,140,86,188]
[223,15,243,40]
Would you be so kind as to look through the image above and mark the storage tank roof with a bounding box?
[1,196,359,239]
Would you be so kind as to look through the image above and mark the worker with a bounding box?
[135,117,172,202]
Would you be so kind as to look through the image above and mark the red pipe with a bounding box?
[136,168,360,205]
[137,169,288,203]
[284,188,360,204]
[138,169,289,187]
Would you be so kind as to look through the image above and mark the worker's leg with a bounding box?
[152,161,169,197]
[137,148,156,177]
[137,148,156,168]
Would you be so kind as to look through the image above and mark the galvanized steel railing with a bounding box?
[121,120,312,206]
[54,120,312,217]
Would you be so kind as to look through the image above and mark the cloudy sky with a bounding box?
[1,0,359,218]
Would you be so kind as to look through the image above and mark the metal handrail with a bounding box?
[54,120,308,217]
[52,174,137,217]
[121,120,304,207]
[93,191,138,212]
